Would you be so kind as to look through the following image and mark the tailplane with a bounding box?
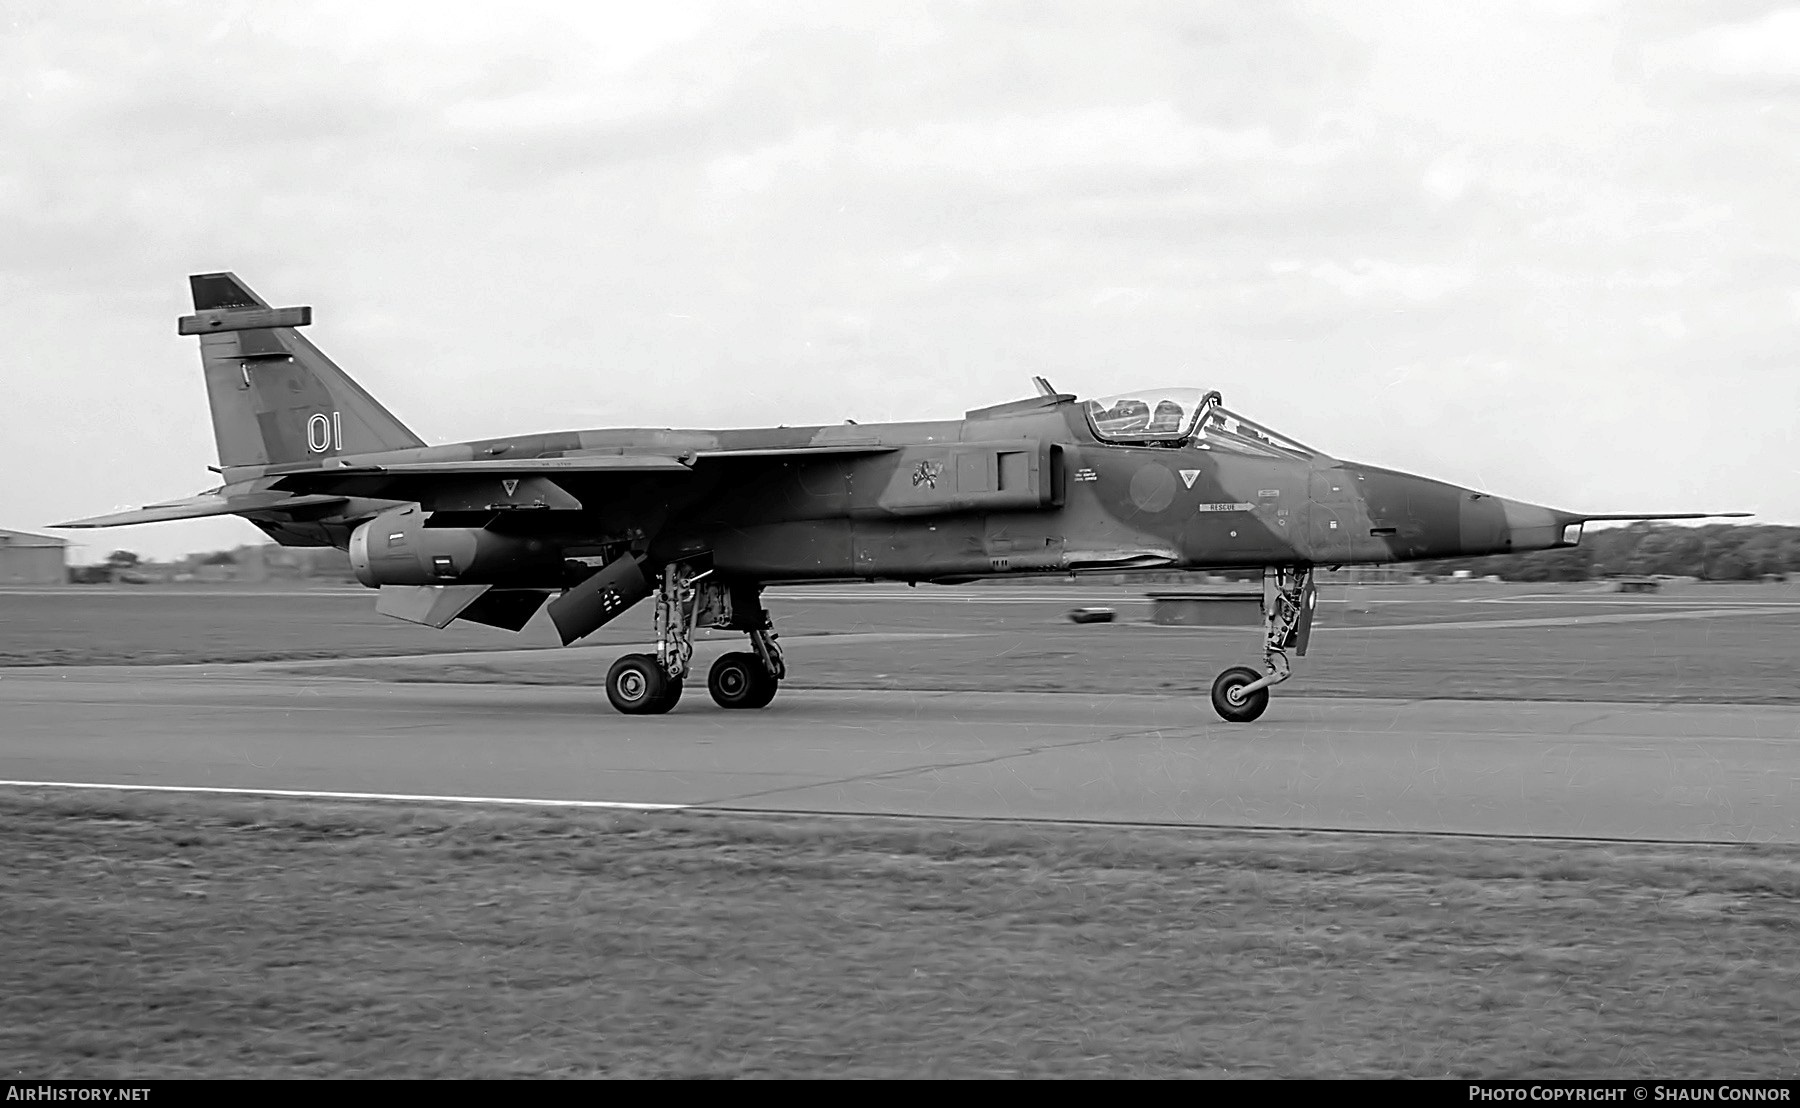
[182,272,424,468]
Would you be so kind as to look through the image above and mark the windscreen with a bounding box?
[1194,407,1318,459]
[1083,387,1317,458]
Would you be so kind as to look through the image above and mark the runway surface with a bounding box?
[3,667,1796,843]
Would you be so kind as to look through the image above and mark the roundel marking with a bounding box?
[1129,464,1178,512]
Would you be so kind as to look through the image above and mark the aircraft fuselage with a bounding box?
[221,396,1577,585]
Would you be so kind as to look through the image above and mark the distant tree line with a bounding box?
[66,525,1799,587]
[66,545,358,584]
[1410,523,1799,582]
[66,549,147,584]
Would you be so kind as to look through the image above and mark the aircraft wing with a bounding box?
[55,491,349,528]
[690,444,897,460]
[268,444,897,504]
[272,455,695,485]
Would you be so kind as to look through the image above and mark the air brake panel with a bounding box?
[857,441,1060,518]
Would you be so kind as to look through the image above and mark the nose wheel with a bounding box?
[1210,666,1270,723]
[1209,566,1315,723]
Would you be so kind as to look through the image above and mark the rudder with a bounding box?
[184,272,424,468]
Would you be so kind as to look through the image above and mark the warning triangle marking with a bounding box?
[1179,470,1200,489]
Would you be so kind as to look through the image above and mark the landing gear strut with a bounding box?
[1210,565,1315,723]
[604,564,700,715]
[602,565,783,714]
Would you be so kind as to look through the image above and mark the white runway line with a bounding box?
[1472,594,1800,607]
[0,779,688,810]
[0,778,1767,846]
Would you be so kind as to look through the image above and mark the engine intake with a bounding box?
[348,507,564,587]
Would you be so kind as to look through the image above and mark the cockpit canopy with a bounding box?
[1083,387,1318,459]
[1084,388,1211,443]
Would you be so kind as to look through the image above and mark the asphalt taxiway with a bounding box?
[2,666,1796,843]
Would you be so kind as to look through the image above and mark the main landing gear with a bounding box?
[604,565,785,715]
[1209,565,1316,723]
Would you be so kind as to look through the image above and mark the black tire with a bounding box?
[608,653,674,715]
[709,652,777,710]
[1210,666,1270,723]
[648,676,683,715]
[743,671,779,709]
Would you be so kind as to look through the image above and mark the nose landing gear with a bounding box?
[1209,565,1315,723]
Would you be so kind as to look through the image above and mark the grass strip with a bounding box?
[3,790,1796,1078]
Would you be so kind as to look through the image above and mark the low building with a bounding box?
[0,529,69,585]
[1317,565,1413,585]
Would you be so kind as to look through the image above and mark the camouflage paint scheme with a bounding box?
[59,274,1743,717]
[69,277,1604,567]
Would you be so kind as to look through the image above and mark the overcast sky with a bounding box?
[4,0,1795,562]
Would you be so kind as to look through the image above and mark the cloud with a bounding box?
[711,103,1351,198]
[1272,258,1474,302]
[1,0,1796,558]
[1645,5,1800,89]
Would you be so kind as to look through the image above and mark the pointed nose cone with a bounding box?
[1459,494,1582,556]
[1335,464,1584,560]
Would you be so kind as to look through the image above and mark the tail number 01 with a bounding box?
[306,411,343,453]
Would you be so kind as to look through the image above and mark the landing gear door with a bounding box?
[1293,574,1317,656]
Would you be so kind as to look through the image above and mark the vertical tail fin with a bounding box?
[182,272,425,468]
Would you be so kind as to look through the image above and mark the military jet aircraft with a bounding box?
[59,273,1748,721]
